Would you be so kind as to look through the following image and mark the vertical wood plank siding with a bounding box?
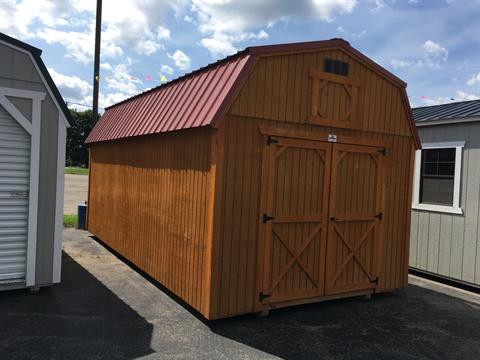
[211,116,414,318]
[410,122,480,286]
[88,47,416,320]
[88,128,215,317]
[208,49,415,318]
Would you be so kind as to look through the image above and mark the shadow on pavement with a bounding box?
[210,287,480,360]
[0,252,154,360]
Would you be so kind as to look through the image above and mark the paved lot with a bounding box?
[1,229,480,359]
[64,174,88,215]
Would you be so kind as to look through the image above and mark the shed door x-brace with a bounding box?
[258,135,385,305]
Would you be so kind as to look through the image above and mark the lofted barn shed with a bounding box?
[86,39,420,320]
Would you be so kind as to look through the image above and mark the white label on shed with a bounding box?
[328,134,337,142]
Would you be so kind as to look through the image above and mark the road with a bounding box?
[64,174,88,215]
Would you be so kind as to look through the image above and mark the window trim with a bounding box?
[412,141,465,215]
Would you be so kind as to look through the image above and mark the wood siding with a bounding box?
[210,116,415,319]
[88,47,417,320]
[87,128,215,317]
[229,49,412,137]
[410,122,480,286]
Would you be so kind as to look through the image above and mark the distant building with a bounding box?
[410,99,480,288]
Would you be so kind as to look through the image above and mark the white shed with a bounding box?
[0,32,71,291]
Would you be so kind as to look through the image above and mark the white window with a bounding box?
[412,141,464,215]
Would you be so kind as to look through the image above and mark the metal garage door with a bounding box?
[0,105,30,283]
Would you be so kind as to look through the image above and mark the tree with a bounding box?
[66,109,99,167]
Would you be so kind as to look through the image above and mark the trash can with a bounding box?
[77,202,87,230]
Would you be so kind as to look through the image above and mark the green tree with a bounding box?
[66,109,99,167]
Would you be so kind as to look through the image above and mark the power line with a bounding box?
[65,100,104,110]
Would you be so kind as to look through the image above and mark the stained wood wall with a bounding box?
[87,48,417,320]
[209,49,416,319]
[87,128,215,317]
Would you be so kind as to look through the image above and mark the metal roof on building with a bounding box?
[86,52,252,143]
[413,99,480,124]
[86,39,418,145]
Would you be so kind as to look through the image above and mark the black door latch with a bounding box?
[263,214,275,223]
[259,292,271,302]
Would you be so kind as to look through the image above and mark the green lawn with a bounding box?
[65,167,88,175]
[63,214,77,228]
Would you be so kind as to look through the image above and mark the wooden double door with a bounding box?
[258,134,385,306]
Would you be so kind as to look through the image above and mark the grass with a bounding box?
[65,167,88,175]
[63,214,77,228]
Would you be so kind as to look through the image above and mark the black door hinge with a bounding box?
[263,214,275,223]
[259,292,271,302]
[374,212,383,221]
[371,277,379,285]
[378,148,387,156]
[267,136,279,145]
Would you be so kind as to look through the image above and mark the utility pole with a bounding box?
[92,0,102,123]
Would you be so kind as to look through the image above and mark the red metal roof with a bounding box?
[86,39,419,148]
[86,52,253,143]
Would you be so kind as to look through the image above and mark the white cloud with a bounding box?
[419,90,480,106]
[200,35,238,58]
[2,0,175,63]
[48,68,92,98]
[336,25,366,39]
[390,59,413,69]
[98,92,131,109]
[191,0,357,57]
[467,73,480,86]
[160,64,174,75]
[184,15,195,23]
[157,25,171,39]
[422,40,448,61]
[455,90,479,101]
[47,67,92,110]
[104,58,143,96]
[390,40,449,70]
[369,0,386,13]
[47,67,131,111]
[101,63,113,71]
[0,0,72,37]
[168,50,191,71]
[200,30,269,57]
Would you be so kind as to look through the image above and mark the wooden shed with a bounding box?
[86,39,420,320]
[0,32,71,291]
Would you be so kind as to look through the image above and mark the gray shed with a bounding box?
[410,99,480,288]
[0,32,71,291]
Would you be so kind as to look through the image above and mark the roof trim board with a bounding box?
[0,32,72,127]
[415,115,480,127]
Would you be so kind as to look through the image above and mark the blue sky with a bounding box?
[1,0,479,111]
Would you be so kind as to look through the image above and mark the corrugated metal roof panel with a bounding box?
[86,53,252,143]
[413,99,480,123]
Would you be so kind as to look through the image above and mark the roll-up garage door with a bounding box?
[0,105,30,283]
